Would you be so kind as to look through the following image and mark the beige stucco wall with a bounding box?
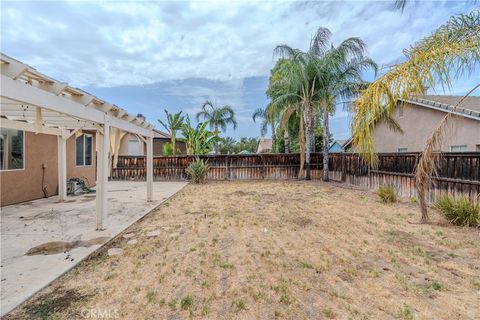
[1,132,58,206]
[373,102,480,152]
[118,135,186,156]
[118,133,146,156]
[1,131,96,206]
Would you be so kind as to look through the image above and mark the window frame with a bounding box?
[450,145,468,152]
[0,129,25,172]
[398,148,408,153]
[127,139,141,156]
[75,133,93,167]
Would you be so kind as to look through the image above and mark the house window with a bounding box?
[450,145,467,152]
[476,145,480,152]
[76,134,93,166]
[127,140,141,155]
[398,148,408,153]
[0,128,24,170]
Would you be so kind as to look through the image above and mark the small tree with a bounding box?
[158,110,184,154]
[181,116,219,155]
[196,101,237,153]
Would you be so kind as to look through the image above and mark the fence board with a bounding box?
[112,152,480,203]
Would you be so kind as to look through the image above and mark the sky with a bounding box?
[1,0,477,140]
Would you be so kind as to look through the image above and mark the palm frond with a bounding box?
[252,107,265,122]
[310,27,332,56]
[352,10,480,165]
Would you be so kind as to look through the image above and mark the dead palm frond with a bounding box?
[352,10,480,166]
[415,84,479,223]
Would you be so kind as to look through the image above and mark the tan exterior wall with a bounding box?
[118,133,146,156]
[118,135,186,156]
[1,132,58,206]
[373,102,480,152]
[1,131,96,206]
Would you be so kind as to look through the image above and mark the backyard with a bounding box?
[6,181,479,319]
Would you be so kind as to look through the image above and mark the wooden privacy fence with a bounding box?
[112,152,480,202]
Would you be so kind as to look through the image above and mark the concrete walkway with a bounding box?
[0,181,187,316]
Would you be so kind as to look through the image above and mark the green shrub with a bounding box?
[180,295,193,310]
[187,158,209,183]
[378,185,398,203]
[435,195,479,227]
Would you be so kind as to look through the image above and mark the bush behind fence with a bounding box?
[112,152,480,203]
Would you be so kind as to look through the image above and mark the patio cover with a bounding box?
[0,53,154,230]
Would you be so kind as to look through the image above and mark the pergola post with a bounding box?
[95,121,110,230]
[146,136,153,201]
[57,133,67,201]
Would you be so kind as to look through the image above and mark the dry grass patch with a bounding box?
[6,181,480,319]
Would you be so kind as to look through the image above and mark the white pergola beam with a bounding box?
[0,118,62,136]
[1,74,153,137]
[57,135,67,201]
[146,136,153,201]
[95,121,110,230]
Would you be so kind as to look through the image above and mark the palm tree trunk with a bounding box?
[214,124,219,154]
[311,115,316,153]
[304,103,313,180]
[298,111,305,178]
[271,123,276,153]
[172,132,176,156]
[284,127,290,154]
[322,104,329,182]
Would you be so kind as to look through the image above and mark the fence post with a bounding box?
[225,155,229,180]
[341,153,346,182]
[226,155,230,180]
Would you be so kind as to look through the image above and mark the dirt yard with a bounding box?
[6,181,479,319]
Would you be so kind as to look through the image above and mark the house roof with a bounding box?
[153,129,170,139]
[256,138,272,152]
[403,95,480,121]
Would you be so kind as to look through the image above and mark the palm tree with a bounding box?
[311,31,377,181]
[274,27,376,180]
[352,10,479,222]
[158,110,184,154]
[219,136,237,154]
[252,104,276,152]
[196,101,237,153]
[266,59,298,154]
[272,47,318,179]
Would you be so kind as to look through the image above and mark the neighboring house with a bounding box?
[370,95,480,153]
[256,138,273,153]
[118,127,186,156]
[0,129,97,206]
[329,140,347,153]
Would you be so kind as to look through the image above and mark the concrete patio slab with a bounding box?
[0,181,187,316]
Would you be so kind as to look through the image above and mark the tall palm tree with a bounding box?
[311,31,377,181]
[272,46,318,179]
[158,110,184,154]
[252,104,276,152]
[266,59,298,154]
[196,101,237,153]
[274,27,376,180]
[352,10,480,222]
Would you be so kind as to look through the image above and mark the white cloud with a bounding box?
[1,0,475,88]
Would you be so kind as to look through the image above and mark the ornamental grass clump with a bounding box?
[435,195,479,227]
[187,158,209,184]
[378,185,398,203]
